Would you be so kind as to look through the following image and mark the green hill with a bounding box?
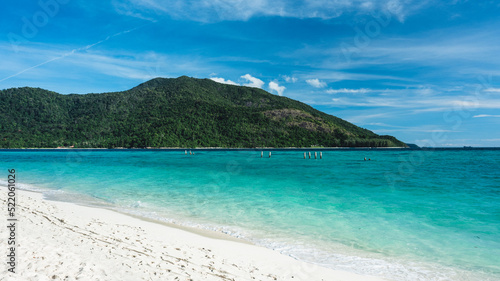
[0,76,406,148]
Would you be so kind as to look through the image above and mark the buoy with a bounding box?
[269,151,272,158]
[320,152,323,159]
[315,152,317,159]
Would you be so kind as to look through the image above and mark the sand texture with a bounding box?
[1,190,385,281]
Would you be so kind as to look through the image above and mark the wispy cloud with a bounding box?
[0,42,217,93]
[323,91,500,110]
[298,70,417,83]
[373,128,459,133]
[306,78,327,88]
[269,81,285,96]
[288,26,500,89]
[326,88,370,94]
[364,122,405,128]
[473,114,500,118]
[484,88,500,93]
[0,25,150,84]
[113,0,428,22]
[241,74,264,88]
[331,97,399,107]
[344,113,396,124]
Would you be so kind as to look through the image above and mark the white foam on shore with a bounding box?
[265,241,497,281]
[7,188,387,281]
[106,203,499,281]
[0,179,52,193]
[5,181,498,281]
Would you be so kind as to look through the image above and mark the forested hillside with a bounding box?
[0,76,406,148]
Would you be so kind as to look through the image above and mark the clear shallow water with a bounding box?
[1,149,499,280]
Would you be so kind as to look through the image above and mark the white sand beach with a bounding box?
[1,189,386,281]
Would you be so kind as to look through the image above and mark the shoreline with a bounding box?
[1,147,499,150]
[1,188,387,280]
[0,146,500,152]
[0,147,408,150]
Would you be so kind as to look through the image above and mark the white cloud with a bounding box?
[282,75,297,83]
[365,122,404,128]
[326,88,370,94]
[327,95,500,110]
[297,27,500,84]
[210,77,239,86]
[241,74,264,88]
[306,78,327,88]
[484,88,500,93]
[114,0,423,22]
[330,97,399,107]
[269,81,285,96]
[450,100,478,108]
[473,114,500,118]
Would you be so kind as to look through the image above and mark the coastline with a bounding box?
[0,146,409,150]
[0,146,500,151]
[1,189,386,281]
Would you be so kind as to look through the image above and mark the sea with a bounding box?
[1,148,499,280]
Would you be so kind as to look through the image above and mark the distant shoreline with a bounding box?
[0,147,405,150]
[1,147,498,150]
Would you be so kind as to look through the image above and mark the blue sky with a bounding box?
[2,0,500,147]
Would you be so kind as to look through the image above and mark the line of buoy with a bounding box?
[303,151,323,159]
[183,150,325,159]
[260,151,272,158]
[182,150,329,159]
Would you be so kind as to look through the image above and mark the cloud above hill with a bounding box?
[241,74,264,88]
[269,81,285,96]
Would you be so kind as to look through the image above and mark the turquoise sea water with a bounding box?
[1,149,499,280]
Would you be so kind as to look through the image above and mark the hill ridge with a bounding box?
[0,76,406,148]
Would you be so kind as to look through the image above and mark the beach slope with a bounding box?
[1,190,385,281]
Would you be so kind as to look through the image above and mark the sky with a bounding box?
[1,0,500,147]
